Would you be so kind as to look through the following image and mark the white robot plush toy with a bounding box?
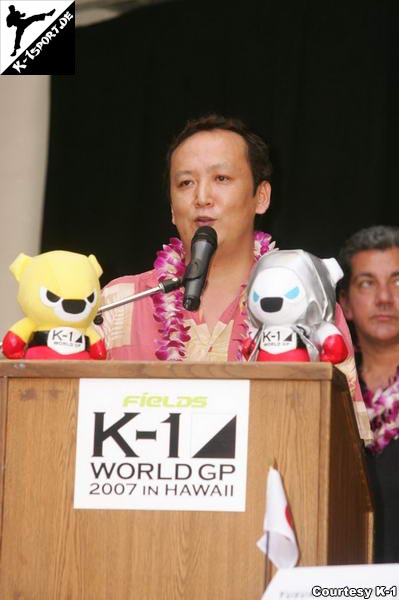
[243,249,348,363]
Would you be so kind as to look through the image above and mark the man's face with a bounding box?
[340,248,399,346]
[169,129,270,257]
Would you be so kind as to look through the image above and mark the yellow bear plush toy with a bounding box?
[2,250,106,360]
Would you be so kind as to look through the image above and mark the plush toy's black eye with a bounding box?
[87,292,95,303]
[46,290,60,303]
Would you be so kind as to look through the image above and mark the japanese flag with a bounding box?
[257,467,299,569]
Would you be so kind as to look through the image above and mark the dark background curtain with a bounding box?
[42,0,398,286]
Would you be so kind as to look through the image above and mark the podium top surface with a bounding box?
[0,359,347,386]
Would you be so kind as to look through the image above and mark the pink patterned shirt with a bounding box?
[100,269,247,362]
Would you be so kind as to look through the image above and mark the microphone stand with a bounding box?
[93,276,183,324]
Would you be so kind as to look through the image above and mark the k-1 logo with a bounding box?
[261,325,297,353]
[92,411,237,459]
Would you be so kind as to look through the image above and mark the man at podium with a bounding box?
[99,114,368,441]
[100,114,274,361]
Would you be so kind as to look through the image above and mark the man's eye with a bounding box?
[178,180,193,188]
[216,175,230,182]
[358,280,373,288]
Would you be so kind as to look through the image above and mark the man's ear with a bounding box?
[255,181,271,215]
[338,289,353,321]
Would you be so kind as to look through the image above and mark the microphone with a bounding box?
[183,226,218,311]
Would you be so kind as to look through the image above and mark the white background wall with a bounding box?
[0,76,50,339]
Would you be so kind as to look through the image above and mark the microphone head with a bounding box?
[183,226,218,312]
[191,226,218,249]
[183,296,201,312]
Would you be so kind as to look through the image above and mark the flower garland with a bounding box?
[362,370,399,453]
[152,231,274,361]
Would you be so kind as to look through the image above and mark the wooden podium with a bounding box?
[0,361,373,600]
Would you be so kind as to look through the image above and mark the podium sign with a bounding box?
[74,378,250,511]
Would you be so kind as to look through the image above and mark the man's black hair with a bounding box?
[339,225,399,292]
[165,114,272,198]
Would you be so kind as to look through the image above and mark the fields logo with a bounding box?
[0,1,75,74]
[122,393,208,409]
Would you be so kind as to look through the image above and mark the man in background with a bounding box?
[339,225,399,562]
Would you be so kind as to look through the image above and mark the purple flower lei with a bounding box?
[363,369,399,453]
[152,231,274,361]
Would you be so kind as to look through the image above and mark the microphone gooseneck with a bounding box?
[93,228,217,321]
[183,226,218,311]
